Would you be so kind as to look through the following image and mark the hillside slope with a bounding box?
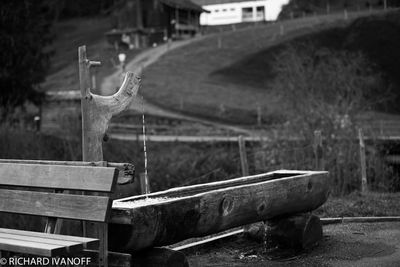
[142,9,398,125]
[216,10,400,113]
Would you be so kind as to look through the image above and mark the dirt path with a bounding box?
[100,38,200,96]
[100,37,252,135]
[186,222,400,266]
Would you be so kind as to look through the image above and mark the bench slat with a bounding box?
[0,163,118,192]
[0,228,98,247]
[0,189,112,222]
[0,237,74,257]
[0,232,84,250]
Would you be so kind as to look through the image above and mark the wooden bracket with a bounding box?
[78,45,141,162]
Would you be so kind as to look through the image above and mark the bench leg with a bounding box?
[98,223,108,267]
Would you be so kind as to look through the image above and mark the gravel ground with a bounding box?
[186,222,400,266]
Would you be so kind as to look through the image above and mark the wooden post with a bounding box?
[175,8,179,37]
[384,0,387,10]
[136,0,143,29]
[79,45,141,162]
[257,105,262,126]
[358,128,368,192]
[344,9,348,20]
[279,24,284,36]
[238,135,249,176]
[313,131,324,171]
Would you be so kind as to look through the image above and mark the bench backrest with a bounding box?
[0,162,118,223]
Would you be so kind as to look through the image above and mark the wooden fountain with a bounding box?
[110,170,329,252]
[78,46,330,266]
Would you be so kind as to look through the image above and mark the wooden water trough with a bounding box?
[109,170,330,252]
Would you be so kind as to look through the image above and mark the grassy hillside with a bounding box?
[142,10,397,125]
[216,10,400,114]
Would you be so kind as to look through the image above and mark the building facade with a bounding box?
[106,0,206,49]
[193,0,289,26]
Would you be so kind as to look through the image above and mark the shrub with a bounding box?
[271,43,394,194]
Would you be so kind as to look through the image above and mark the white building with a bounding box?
[193,0,289,26]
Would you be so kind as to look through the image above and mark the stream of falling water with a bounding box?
[141,96,150,198]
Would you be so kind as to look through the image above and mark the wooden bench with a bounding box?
[0,160,119,267]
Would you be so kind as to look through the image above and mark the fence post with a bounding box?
[358,128,368,192]
[257,105,262,126]
[313,131,324,171]
[238,135,249,176]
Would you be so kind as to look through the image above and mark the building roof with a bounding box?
[160,0,207,12]
[192,0,265,5]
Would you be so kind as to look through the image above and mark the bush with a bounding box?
[271,43,395,194]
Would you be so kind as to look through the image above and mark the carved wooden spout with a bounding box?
[78,45,141,162]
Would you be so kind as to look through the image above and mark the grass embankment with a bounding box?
[218,10,400,114]
[316,191,400,217]
[142,10,400,125]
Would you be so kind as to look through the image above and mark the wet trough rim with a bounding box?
[112,170,329,210]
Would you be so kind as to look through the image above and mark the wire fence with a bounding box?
[166,130,400,196]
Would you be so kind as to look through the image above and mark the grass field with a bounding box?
[142,9,399,125]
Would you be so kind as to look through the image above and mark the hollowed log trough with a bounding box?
[109,170,330,252]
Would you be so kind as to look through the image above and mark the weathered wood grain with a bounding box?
[0,189,112,222]
[238,135,249,176]
[110,171,330,252]
[0,159,135,185]
[79,46,141,162]
[0,237,72,257]
[0,228,98,247]
[246,214,323,250]
[0,232,84,251]
[0,163,118,192]
[116,171,294,201]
